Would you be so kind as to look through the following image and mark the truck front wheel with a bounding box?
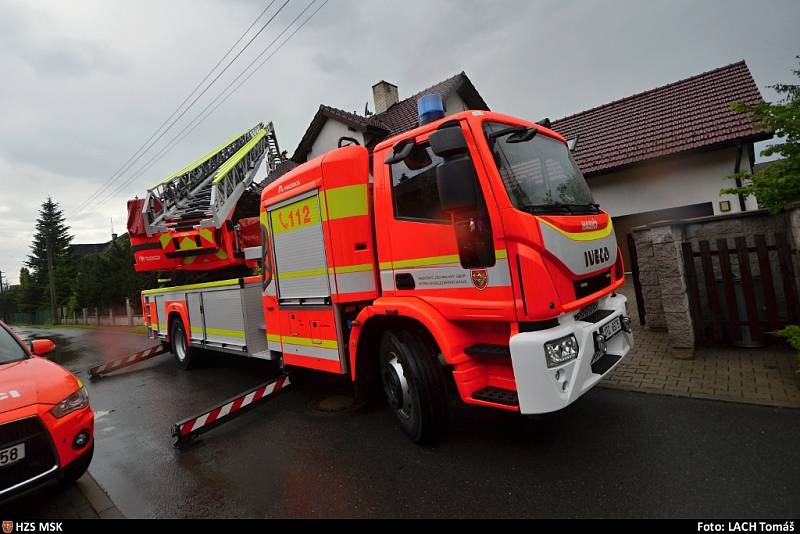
[169,317,198,369]
[379,329,448,444]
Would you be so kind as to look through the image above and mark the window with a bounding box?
[390,143,447,222]
[0,325,27,364]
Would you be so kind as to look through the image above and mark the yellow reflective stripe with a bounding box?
[324,184,368,221]
[153,128,247,187]
[328,263,373,274]
[198,228,213,243]
[380,249,508,269]
[191,326,245,338]
[267,333,281,343]
[282,335,338,349]
[179,237,200,251]
[537,218,614,241]
[390,254,461,269]
[319,188,328,221]
[213,129,267,184]
[159,234,172,249]
[157,322,167,331]
[141,278,245,295]
[277,267,327,280]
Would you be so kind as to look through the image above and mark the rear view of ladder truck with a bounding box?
[127,121,284,273]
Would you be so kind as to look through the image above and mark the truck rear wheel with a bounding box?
[169,317,198,370]
[379,329,448,444]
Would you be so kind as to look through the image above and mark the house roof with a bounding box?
[370,71,489,136]
[550,61,771,176]
[292,72,489,162]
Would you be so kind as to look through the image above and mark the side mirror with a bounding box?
[429,126,467,158]
[431,125,479,212]
[384,139,415,165]
[31,339,56,356]
[436,157,479,212]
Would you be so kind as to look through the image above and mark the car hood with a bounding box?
[0,357,80,413]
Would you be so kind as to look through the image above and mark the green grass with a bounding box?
[10,323,147,335]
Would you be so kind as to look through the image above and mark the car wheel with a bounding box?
[379,329,448,444]
[169,318,197,369]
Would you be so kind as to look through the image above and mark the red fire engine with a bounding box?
[124,96,633,444]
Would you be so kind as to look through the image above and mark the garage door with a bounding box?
[613,202,714,270]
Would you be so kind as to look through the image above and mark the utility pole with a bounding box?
[0,270,4,294]
[47,235,58,324]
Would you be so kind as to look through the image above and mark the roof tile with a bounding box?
[551,61,770,175]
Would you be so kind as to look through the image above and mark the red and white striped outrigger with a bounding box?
[171,373,291,449]
[89,345,169,380]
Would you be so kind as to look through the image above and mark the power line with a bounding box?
[86,0,326,212]
[73,1,278,216]
[123,0,323,187]
[72,0,286,215]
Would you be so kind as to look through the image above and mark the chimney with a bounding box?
[372,80,399,114]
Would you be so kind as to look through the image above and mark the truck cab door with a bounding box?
[374,122,514,322]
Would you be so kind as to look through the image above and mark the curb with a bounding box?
[75,472,125,519]
[598,380,800,409]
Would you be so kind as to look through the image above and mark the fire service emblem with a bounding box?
[471,269,488,290]
[3,521,13,534]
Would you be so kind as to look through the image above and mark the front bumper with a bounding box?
[509,292,632,414]
[0,405,94,502]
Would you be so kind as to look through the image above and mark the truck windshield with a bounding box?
[0,326,27,364]
[484,121,598,215]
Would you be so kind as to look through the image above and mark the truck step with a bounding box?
[464,344,510,358]
[472,386,519,406]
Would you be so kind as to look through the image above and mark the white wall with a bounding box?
[588,145,757,217]
[307,119,365,161]
[444,93,468,114]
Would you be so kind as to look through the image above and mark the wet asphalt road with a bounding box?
[6,326,800,518]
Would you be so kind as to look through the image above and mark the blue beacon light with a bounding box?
[417,93,446,125]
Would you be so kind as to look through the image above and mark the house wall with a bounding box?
[306,119,366,161]
[443,93,468,115]
[588,145,757,218]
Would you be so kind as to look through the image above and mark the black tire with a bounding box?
[379,329,448,444]
[63,445,93,484]
[169,317,198,369]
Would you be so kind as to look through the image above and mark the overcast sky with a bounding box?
[1,0,798,284]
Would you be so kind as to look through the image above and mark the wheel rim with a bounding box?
[383,352,412,420]
[174,325,187,362]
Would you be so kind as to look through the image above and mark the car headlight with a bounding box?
[544,335,579,368]
[51,386,89,418]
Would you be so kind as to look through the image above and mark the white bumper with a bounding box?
[509,293,632,414]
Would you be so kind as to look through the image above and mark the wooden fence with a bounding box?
[681,232,799,346]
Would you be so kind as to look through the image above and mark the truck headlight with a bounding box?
[544,335,579,368]
[51,387,89,418]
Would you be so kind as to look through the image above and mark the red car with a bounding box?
[0,321,94,503]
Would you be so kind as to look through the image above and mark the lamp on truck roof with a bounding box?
[417,93,445,125]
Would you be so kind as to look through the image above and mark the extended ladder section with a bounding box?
[128,122,284,272]
[142,122,282,234]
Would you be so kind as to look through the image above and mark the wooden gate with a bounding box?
[681,232,799,346]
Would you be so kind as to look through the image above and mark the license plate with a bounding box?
[600,316,622,340]
[0,443,25,467]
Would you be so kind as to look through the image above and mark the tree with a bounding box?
[722,58,800,213]
[25,198,74,312]
[16,267,40,314]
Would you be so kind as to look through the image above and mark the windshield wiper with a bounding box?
[522,204,575,214]
[521,203,600,215]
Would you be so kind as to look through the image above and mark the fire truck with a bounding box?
[127,96,633,443]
